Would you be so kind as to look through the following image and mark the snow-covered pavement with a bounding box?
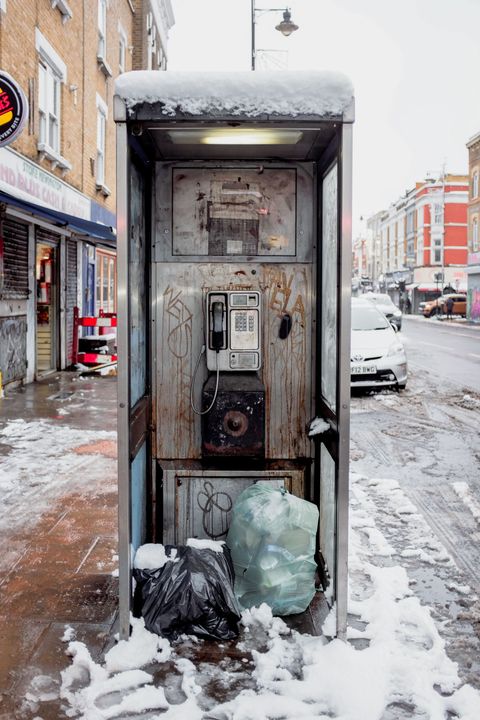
[2,365,480,719]
[54,467,480,719]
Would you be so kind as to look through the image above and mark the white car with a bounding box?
[363,292,403,330]
[351,298,407,390]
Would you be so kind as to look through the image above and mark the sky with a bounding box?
[166,0,480,237]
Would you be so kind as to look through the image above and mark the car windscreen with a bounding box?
[369,294,395,306]
[352,303,391,331]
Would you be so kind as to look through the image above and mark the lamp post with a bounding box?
[251,1,299,70]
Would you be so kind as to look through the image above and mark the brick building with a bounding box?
[363,174,468,311]
[466,131,480,322]
[0,0,174,389]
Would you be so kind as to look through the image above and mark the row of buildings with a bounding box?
[0,0,174,390]
[353,144,480,320]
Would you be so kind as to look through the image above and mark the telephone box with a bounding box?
[114,71,354,641]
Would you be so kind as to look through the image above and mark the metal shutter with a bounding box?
[1,218,29,299]
[66,239,78,365]
[35,226,61,247]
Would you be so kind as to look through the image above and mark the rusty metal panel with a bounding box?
[154,262,313,460]
[171,167,297,257]
[155,161,314,264]
[162,468,305,545]
[0,316,27,384]
[263,264,313,459]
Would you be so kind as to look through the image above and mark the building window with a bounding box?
[473,218,479,252]
[118,24,127,73]
[417,236,423,264]
[38,60,60,153]
[473,171,479,199]
[433,203,443,224]
[96,250,116,314]
[96,94,109,194]
[98,0,107,59]
[432,237,442,264]
[35,28,70,170]
[52,0,72,22]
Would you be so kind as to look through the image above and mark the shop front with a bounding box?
[0,147,116,389]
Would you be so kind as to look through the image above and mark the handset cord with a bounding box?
[190,344,220,415]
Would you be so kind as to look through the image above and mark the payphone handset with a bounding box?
[206,291,261,371]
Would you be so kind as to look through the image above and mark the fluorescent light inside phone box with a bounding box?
[166,129,303,145]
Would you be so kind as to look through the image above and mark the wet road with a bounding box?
[350,333,480,688]
[401,315,480,393]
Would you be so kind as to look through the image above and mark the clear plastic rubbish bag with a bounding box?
[133,544,242,640]
[226,485,319,616]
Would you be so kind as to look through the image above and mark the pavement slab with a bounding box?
[0,372,118,718]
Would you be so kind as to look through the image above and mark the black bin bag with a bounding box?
[133,544,242,641]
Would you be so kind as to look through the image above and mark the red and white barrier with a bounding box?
[72,307,117,366]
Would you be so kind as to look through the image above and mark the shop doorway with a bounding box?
[36,242,58,375]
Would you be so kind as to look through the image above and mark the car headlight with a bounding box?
[393,310,402,317]
[386,341,404,357]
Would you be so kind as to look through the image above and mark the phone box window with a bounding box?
[172,168,296,256]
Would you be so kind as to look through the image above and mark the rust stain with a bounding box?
[72,440,117,458]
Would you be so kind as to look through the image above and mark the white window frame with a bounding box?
[118,22,127,73]
[96,94,110,196]
[417,236,424,265]
[51,0,72,22]
[433,203,443,225]
[473,217,479,252]
[35,29,71,171]
[431,236,442,265]
[98,0,107,59]
[472,171,479,199]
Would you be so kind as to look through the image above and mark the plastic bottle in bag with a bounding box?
[226,485,319,615]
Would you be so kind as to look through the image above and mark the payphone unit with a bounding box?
[206,291,261,372]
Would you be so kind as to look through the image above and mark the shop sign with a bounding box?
[0,72,28,148]
[0,146,90,219]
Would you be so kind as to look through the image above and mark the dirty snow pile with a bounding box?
[115,70,354,118]
[39,473,480,720]
[0,419,116,533]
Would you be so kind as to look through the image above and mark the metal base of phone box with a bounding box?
[201,373,265,458]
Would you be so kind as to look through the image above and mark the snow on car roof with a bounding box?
[115,70,354,119]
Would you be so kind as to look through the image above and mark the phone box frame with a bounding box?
[114,72,353,642]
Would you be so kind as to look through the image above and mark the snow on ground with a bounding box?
[452,482,480,525]
[38,470,480,720]
[0,418,116,533]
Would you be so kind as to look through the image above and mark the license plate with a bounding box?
[351,364,377,375]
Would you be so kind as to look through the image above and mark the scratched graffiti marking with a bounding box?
[160,286,195,454]
[197,480,233,539]
[164,285,193,359]
[0,317,27,383]
[262,266,309,456]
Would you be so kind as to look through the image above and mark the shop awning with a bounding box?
[0,191,116,246]
[413,282,467,293]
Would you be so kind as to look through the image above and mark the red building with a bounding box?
[415,176,468,271]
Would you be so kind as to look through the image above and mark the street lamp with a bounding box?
[251,2,299,70]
